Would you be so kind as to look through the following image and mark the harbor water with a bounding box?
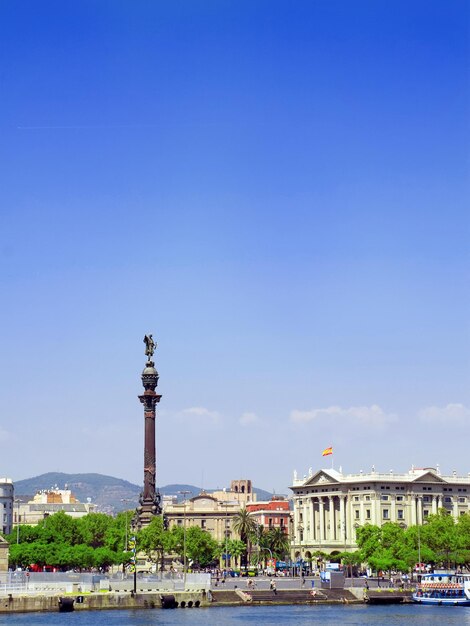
[1,604,470,625]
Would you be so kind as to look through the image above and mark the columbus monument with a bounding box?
[134,334,162,528]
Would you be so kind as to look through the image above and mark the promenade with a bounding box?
[0,574,413,613]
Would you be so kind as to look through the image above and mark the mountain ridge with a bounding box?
[14,473,281,514]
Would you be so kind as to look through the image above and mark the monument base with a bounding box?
[133,492,162,529]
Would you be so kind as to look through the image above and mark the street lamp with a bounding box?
[14,499,21,545]
[178,490,191,589]
[218,501,230,572]
[265,546,274,573]
[121,499,133,552]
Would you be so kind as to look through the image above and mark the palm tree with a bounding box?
[251,524,273,568]
[227,539,246,568]
[232,508,256,567]
[267,527,290,561]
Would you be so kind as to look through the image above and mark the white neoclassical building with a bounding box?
[290,466,470,560]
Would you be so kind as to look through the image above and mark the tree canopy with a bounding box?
[352,511,470,574]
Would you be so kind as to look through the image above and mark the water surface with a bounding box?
[1,605,470,625]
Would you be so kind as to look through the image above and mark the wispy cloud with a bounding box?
[180,407,220,423]
[239,412,259,426]
[290,404,396,427]
[418,403,470,424]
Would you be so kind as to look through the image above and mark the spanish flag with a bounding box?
[322,446,333,457]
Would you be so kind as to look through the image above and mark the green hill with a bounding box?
[14,473,281,514]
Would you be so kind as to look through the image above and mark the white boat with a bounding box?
[412,572,470,606]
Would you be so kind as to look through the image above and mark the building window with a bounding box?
[366,509,371,520]
[381,495,389,501]
[201,520,206,529]
[354,496,359,501]
[396,496,403,501]
[423,510,429,517]
[423,496,430,503]
[445,497,452,503]
[365,495,370,501]
[459,497,466,503]
[299,513,303,523]
[355,510,360,520]
[177,519,183,526]
[383,509,389,520]
[397,510,404,520]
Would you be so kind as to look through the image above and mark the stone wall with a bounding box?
[0,537,9,572]
[0,591,209,613]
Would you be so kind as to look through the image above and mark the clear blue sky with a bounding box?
[1,1,468,495]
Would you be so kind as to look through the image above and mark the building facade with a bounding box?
[290,466,470,560]
[246,497,290,534]
[0,478,14,536]
[15,488,96,526]
[165,492,240,544]
[163,480,258,565]
[0,536,8,572]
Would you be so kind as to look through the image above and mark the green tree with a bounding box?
[338,551,362,577]
[232,508,256,567]
[402,525,435,572]
[225,539,246,567]
[357,523,410,577]
[455,513,470,568]
[36,511,81,545]
[356,524,382,562]
[78,513,113,549]
[139,516,169,571]
[185,526,219,568]
[103,512,129,552]
[421,510,458,568]
[266,527,290,560]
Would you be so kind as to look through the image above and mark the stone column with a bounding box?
[390,496,396,522]
[328,496,335,541]
[453,497,459,520]
[339,496,346,542]
[319,497,325,545]
[310,497,315,543]
[411,496,417,525]
[417,497,423,525]
[431,495,437,514]
[293,498,300,545]
[372,493,379,525]
[135,338,162,529]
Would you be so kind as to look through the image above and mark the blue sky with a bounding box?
[0,1,468,495]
